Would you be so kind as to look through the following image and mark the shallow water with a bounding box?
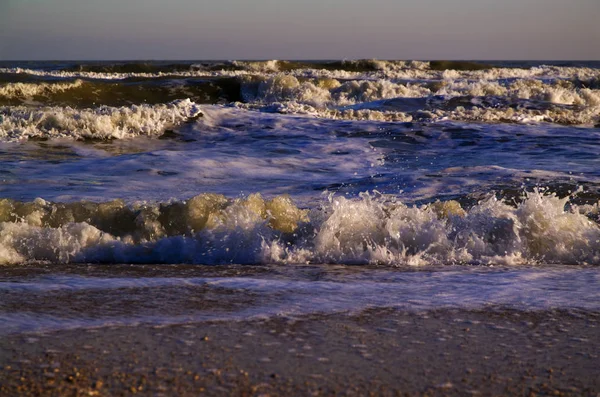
[1,263,598,334]
[0,60,599,333]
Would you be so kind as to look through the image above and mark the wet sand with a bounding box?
[1,308,599,396]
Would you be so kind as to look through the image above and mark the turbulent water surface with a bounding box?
[0,60,599,333]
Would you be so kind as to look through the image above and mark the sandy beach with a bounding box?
[1,308,598,396]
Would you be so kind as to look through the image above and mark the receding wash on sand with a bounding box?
[0,60,599,395]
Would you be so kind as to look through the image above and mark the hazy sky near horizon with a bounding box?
[1,0,598,60]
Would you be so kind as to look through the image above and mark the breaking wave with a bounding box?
[0,99,201,141]
[0,190,598,266]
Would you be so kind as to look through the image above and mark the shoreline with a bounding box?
[1,308,598,396]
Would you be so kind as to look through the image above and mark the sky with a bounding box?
[0,0,598,60]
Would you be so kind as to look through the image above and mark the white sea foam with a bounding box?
[0,99,201,141]
[436,105,600,125]
[437,66,600,82]
[436,79,600,107]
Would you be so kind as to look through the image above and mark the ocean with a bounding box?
[0,59,599,336]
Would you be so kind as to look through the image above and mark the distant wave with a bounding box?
[2,61,598,81]
[238,74,600,125]
[0,78,241,107]
[0,80,85,99]
[0,60,598,130]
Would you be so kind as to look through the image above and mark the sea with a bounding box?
[0,59,599,334]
